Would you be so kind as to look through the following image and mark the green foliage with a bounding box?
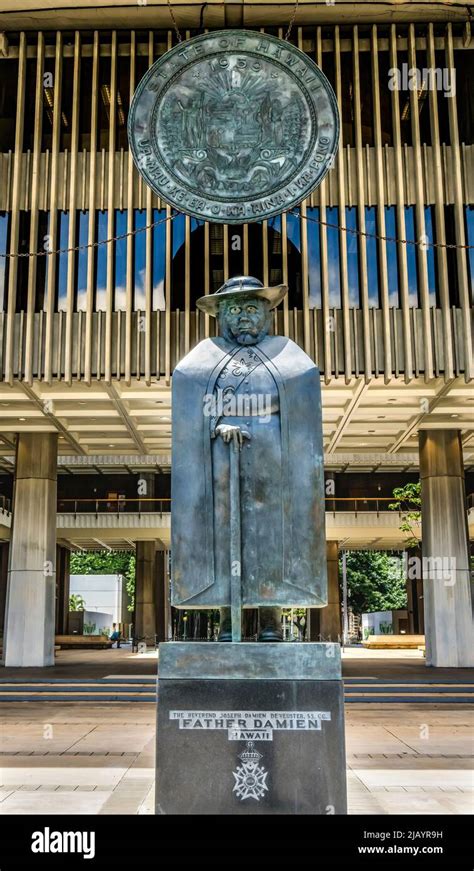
[388,481,421,547]
[69,593,85,612]
[70,550,133,575]
[125,554,136,613]
[281,607,307,640]
[343,551,407,615]
[70,550,135,613]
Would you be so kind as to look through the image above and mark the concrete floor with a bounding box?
[1,643,468,681]
[0,645,159,680]
[0,702,472,815]
[0,648,472,815]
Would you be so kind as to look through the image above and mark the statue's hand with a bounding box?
[215,424,251,451]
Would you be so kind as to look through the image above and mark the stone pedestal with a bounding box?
[419,430,474,667]
[3,433,58,667]
[156,643,347,815]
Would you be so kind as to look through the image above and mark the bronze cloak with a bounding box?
[171,335,327,608]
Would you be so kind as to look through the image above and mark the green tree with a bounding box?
[388,481,421,548]
[70,550,135,612]
[389,480,473,577]
[281,608,307,640]
[69,593,86,611]
[343,551,407,615]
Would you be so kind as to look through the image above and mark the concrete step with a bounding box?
[0,676,472,703]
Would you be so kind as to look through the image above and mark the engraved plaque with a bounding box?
[128,30,339,223]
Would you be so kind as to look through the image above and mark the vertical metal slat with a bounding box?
[24,32,45,384]
[316,27,331,382]
[334,26,352,382]
[389,24,413,382]
[371,25,392,382]
[64,31,81,384]
[4,32,26,384]
[105,30,117,382]
[84,31,100,383]
[408,24,433,380]
[44,31,63,383]
[352,25,372,381]
[125,30,136,384]
[446,24,473,381]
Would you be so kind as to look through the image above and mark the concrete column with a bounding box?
[155,549,166,643]
[319,541,342,642]
[120,569,132,635]
[4,433,58,666]
[419,430,474,667]
[309,542,341,642]
[163,549,172,641]
[135,540,156,644]
[406,546,424,634]
[308,607,321,642]
[416,576,425,634]
[406,575,416,634]
[138,472,155,503]
[0,542,9,639]
[55,545,70,635]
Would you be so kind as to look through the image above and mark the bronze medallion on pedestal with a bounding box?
[128,30,339,223]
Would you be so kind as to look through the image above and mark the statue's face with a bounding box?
[219,297,271,345]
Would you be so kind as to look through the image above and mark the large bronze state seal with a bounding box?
[128,30,339,223]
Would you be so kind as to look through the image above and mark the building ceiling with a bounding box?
[0,0,469,32]
[0,375,473,473]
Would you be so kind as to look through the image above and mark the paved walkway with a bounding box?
[1,649,472,814]
[0,702,472,815]
[0,645,159,680]
[1,643,471,682]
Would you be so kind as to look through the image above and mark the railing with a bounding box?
[0,495,11,513]
[57,497,171,517]
[324,497,404,518]
[56,496,403,517]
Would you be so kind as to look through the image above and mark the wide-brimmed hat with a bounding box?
[196,276,288,317]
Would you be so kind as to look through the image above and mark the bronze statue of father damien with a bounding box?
[171,276,327,641]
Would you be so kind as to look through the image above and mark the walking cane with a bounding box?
[229,430,250,643]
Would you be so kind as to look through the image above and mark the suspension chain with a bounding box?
[284,0,300,41]
[166,0,183,43]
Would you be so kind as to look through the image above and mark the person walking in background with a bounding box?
[110,623,121,648]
